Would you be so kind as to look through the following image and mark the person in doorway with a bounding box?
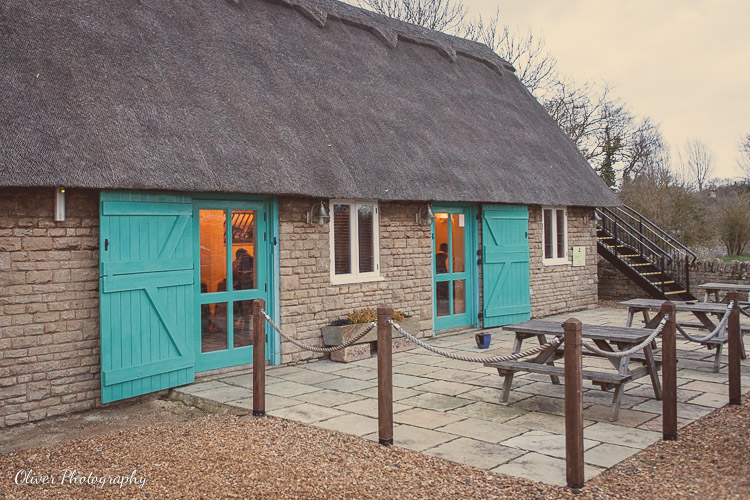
[436,243,448,274]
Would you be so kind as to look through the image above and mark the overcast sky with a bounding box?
[462,0,749,179]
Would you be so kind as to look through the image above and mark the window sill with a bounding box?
[330,274,385,286]
[542,258,571,267]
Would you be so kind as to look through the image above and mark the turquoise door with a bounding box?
[482,205,531,327]
[433,205,478,330]
[99,192,195,403]
[194,201,269,372]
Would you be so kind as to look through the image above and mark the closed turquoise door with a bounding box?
[99,192,195,403]
[482,205,531,327]
[433,205,477,330]
[194,201,269,372]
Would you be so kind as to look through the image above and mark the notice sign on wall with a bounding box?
[572,246,586,267]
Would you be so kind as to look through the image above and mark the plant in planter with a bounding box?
[322,308,419,346]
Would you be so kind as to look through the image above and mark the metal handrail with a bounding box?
[597,209,670,264]
[612,205,697,263]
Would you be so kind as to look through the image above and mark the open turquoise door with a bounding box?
[99,192,195,403]
[482,205,531,328]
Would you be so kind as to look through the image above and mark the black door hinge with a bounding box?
[264,232,267,241]
[478,312,484,320]
[265,283,267,292]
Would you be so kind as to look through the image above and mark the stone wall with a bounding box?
[598,257,750,302]
[277,198,433,363]
[0,188,100,427]
[528,206,599,317]
[597,258,645,301]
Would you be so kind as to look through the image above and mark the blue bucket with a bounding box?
[475,333,491,349]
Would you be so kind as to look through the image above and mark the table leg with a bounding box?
[643,344,662,400]
[610,384,624,421]
[642,310,651,327]
[626,309,635,327]
[703,290,710,303]
[537,334,560,384]
[713,344,722,373]
[498,369,514,403]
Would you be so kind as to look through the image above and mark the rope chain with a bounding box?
[677,301,733,344]
[260,310,376,353]
[582,315,669,359]
[389,320,563,364]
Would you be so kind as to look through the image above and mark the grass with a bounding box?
[719,255,750,262]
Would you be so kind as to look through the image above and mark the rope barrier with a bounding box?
[676,302,733,344]
[389,320,563,364]
[582,315,669,359]
[260,310,376,353]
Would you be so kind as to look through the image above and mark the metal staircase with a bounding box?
[596,205,698,300]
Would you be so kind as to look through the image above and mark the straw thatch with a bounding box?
[0,0,620,207]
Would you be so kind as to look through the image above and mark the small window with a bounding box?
[542,207,568,265]
[330,200,381,284]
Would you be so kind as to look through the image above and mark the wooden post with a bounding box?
[377,306,393,446]
[661,301,677,440]
[564,318,584,491]
[728,292,742,405]
[253,298,266,417]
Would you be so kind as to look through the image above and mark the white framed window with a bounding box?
[329,200,382,284]
[542,207,569,265]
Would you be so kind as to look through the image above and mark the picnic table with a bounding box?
[485,320,662,421]
[697,283,750,317]
[619,298,746,372]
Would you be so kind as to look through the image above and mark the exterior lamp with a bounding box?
[54,187,66,222]
[306,201,330,226]
[416,203,435,225]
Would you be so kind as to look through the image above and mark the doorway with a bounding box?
[194,200,269,372]
[433,204,478,331]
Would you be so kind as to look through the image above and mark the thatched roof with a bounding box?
[0,0,620,207]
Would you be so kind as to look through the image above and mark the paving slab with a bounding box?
[437,418,526,444]
[630,399,714,420]
[424,438,525,469]
[231,394,300,412]
[184,384,254,403]
[493,452,603,486]
[314,413,379,437]
[398,392,474,411]
[462,387,533,405]
[683,392,727,408]
[393,408,466,429]
[447,401,525,423]
[274,369,341,385]
[513,395,572,416]
[315,377,378,393]
[271,403,346,424]
[353,386,424,401]
[334,399,411,419]
[392,373,435,388]
[393,363,443,377]
[294,389,365,407]
[582,405,658,427]
[680,380,728,395]
[299,361,351,374]
[501,430,598,460]
[380,424,456,452]
[335,366,378,381]
[413,380,473,396]
[265,380,323,398]
[175,380,231,396]
[583,422,661,448]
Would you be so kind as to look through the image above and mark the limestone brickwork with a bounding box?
[0,188,100,427]
[277,198,433,363]
[527,206,599,318]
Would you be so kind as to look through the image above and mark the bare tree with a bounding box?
[460,9,558,96]
[738,133,750,181]
[621,118,666,184]
[679,139,716,192]
[355,0,467,32]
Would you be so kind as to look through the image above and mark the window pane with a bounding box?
[451,214,465,273]
[453,280,466,314]
[556,210,566,259]
[233,300,253,348]
[434,213,449,274]
[200,210,227,293]
[333,204,351,275]
[231,210,256,290]
[358,204,374,273]
[202,303,227,353]
[543,209,553,259]
[436,281,450,317]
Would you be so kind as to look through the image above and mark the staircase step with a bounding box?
[664,290,687,295]
[620,254,640,258]
[630,263,651,267]
[651,281,675,285]
[640,272,661,276]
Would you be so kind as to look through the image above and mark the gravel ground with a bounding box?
[1,395,748,499]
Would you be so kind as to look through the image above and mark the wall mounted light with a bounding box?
[306,201,330,226]
[416,203,435,225]
[54,187,66,222]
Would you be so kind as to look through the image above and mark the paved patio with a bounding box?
[173,306,750,486]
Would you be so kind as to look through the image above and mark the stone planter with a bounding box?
[322,316,421,346]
